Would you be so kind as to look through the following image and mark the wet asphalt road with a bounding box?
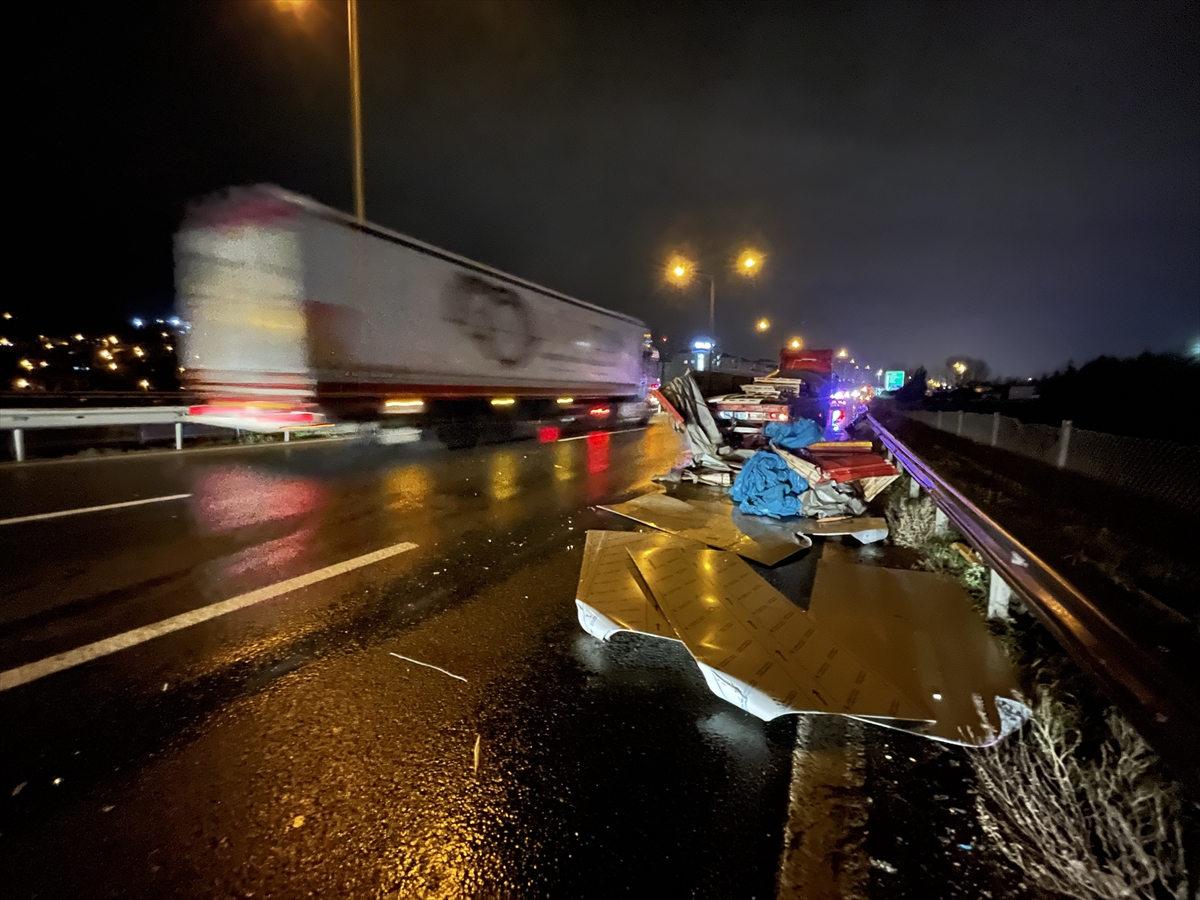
[0,421,1036,900]
[0,422,805,899]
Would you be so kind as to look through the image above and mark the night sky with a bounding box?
[21,0,1199,378]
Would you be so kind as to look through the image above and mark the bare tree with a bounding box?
[973,690,1190,900]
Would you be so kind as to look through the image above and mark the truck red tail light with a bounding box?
[589,406,610,417]
[538,426,560,443]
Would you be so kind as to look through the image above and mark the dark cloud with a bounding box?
[20,0,1199,376]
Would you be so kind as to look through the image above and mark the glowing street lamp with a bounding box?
[788,337,803,350]
[755,318,770,332]
[664,249,764,341]
[737,249,764,275]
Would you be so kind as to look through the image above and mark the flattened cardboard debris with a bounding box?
[772,445,829,485]
[574,530,696,642]
[793,516,889,545]
[598,492,812,565]
[857,474,900,503]
[628,544,933,724]
[807,555,1030,746]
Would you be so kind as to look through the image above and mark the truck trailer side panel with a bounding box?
[178,186,650,429]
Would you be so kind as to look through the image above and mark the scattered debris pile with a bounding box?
[574,375,1030,746]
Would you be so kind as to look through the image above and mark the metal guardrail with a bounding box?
[868,411,1198,796]
[0,407,192,428]
[0,407,195,461]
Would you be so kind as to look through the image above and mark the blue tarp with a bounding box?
[730,451,809,518]
[763,418,823,450]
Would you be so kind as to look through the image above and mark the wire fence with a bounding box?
[903,409,1200,516]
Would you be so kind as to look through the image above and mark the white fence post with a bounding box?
[955,410,964,436]
[988,569,1013,619]
[936,410,944,430]
[284,430,291,443]
[934,506,949,535]
[908,476,921,499]
[990,412,1000,447]
[12,428,24,462]
[174,421,183,450]
[1056,420,1073,469]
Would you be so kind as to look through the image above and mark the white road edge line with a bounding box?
[0,493,193,526]
[558,427,647,442]
[0,541,418,691]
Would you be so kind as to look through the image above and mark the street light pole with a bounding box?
[704,273,715,339]
[347,0,365,224]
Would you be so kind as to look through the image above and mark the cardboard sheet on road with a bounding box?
[628,544,932,724]
[793,516,889,545]
[598,492,812,565]
[574,530,693,642]
[807,557,1030,746]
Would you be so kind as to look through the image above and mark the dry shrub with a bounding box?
[884,479,935,548]
[973,690,1190,900]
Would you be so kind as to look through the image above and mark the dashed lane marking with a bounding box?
[0,493,192,526]
[0,541,418,691]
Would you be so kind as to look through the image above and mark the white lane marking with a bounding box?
[558,428,647,442]
[0,541,418,691]
[0,493,192,526]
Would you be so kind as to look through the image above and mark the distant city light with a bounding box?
[2,312,11,320]
[691,338,713,351]
[108,362,118,370]
[13,378,28,388]
[755,318,770,332]
[132,318,144,328]
[73,334,84,341]
[138,379,151,389]
[19,359,33,370]
[133,347,144,357]
[0,337,10,346]
[168,316,182,327]
[788,337,803,350]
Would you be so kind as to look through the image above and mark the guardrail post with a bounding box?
[987,569,1013,619]
[955,410,964,436]
[284,430,291,443]
[936,410,943,430]
[990,412,1000,447]
[934,506,949,535]
[12,427,24,462]
[1056,419,1072,469]
[908,475,920,499]
[174,421,183,450]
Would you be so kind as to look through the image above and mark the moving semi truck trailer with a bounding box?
[176,185,654,443]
